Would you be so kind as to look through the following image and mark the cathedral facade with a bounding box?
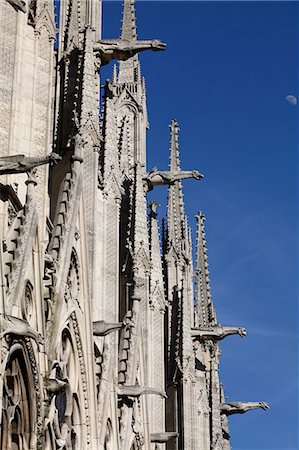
[0,0,268,449]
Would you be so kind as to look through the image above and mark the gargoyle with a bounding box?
[0,152,61,175]
[93,320,123,336]
[220,401,269,416]
[150,432,179,443]
[5,0,26,12]
[117,385,167,399]
[191,325,246,342]
[93,39,166,66]
[44,361,68,394]
[143,167,204,191]
[1,315,43,344]
[148,200,159,218]
[44,377,68,394]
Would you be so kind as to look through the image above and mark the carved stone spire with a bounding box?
[132,164,150,254]
[118,0,140,83]
[195,212,217,327]
[148,201,165,311]
[167,120,188,256]
[121,0,137,41]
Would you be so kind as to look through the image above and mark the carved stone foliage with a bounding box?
[1,343,40,450]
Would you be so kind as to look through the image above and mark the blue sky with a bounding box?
[102,2,298,449]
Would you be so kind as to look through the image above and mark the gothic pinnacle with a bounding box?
[194,212,247,339]
[121,0,137,42]
[195,212,216,326]
[169,119,181,172]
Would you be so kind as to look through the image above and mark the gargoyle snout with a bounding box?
[151,39,167,51]
[193,170,204,180]
[50,152,62,164]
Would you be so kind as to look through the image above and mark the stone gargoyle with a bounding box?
[44,377,68,394]
[143,167,204,191]
[220,401,269,416]
[191,325,246,342]
[0,315,43,344]
[0,152,61,175]
[92,320,123,336]
[93,39,166,66]
[44,361,68,394]
[117,385,167,399]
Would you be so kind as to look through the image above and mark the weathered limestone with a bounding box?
[220,402,270,415]
[191,325,247,341]
[0,0,269,449]
[143,167,203,191]
[0,152,61,175]
[94,39,166,65]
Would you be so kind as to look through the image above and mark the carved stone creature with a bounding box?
[117,385,167,399]
[1,315,43,344]
[44,377,68,394]
[44,361,68,394]
[143,167,204,191]
[150,432,179,443]
[5,0,26,12]
[93,320,123,336]
[220,401,270,416]
[191,325,246,341]
[93,39,166,66]
[0,152,61,175]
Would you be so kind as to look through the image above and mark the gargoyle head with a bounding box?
[259,402,270,410]
[151,39,167,51]
[192,170,204,180]
[238,327,247,337]
[49,152,62,164]
[36,332,44,345]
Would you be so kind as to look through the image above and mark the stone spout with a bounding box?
[0,315,44,344]
[143,168,204,191]
[117,385,167,399]
[150,432,179,443]
[94,38,166,66]
[220,401,270,416]
[93,321,123,336]
[191,325,246,341]
[0,152,61,175]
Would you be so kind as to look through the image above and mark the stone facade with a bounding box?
[0,1,268,449]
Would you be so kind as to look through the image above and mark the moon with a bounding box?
[285,95,297,106]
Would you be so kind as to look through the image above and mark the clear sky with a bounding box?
[101,1,298,449]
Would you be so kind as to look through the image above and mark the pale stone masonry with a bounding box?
[0,0,269,449]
